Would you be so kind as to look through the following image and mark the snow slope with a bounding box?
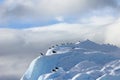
[21,40,120,80]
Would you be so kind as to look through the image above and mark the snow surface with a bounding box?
[21,40,120,80]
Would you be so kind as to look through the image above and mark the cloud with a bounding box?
[0,75,19,80]
[0,0,119,25]
[80,15,116,25]
[0,23,107,56]
[56,16,64,22]
[0,18,120,57]
[105,19,120,46]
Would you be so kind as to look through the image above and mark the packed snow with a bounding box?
[21,40,120,80]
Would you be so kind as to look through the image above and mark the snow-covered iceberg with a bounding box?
[21,40,120,80]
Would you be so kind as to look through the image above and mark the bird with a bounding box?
[56,44,59,46]
[49,47,51,49]
[52,69,56,72]
[52,46,54,48]
[40,52,44,56]
[52,50,56,53]
[55,67,59,70]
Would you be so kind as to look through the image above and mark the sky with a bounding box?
[0,0,120,80]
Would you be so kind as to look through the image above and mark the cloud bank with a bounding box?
[0,0,119,26]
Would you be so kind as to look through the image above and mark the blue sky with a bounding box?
[0,19,60,29]
[0,0,4,3]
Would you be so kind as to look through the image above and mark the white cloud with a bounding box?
[80,15,116,25]
[0,0,119,24]
[56,16,64,22]
[105,19,120,46]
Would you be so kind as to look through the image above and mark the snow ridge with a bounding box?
[21,40,120,80]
